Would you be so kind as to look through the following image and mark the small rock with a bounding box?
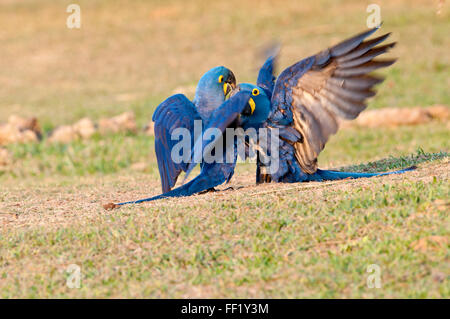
[341,105,449,129]
[48,125,77,143]
[426,104,449,121]
[103,202,119,210]
[73,117,97,139]
[0,124,20,145]
[99,111,137,134]
[143,121,154,136]
[20,130,39,143]
[0,148,12,167]
[355,108,432,128]
[0,123,39,145]
[8,115,42,139]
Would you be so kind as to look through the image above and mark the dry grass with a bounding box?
[0,160,448,298]
[0,0,449,298]
[0,0,448,128]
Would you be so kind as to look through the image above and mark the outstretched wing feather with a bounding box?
[153,94,201,192]
[269,27,396,174]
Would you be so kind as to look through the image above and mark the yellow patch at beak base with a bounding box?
[248,98,255,114]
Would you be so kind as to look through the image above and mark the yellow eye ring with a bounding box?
[218,75,224,83]
[252,88,259,96]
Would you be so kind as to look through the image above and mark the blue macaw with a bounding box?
[109,27,415,208]
[250,26,416,183]
[152,66,236,193]
[114,90,257,206]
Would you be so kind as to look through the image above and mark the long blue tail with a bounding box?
[115,192,174,206]
[115,178,204,206]
[114,171,224,206]
[108,166,416,208]
[310,166,416,181]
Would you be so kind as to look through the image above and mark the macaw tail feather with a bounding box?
[311,166,416,181]
[115,193,172,206]
[114,172,223,206]
[115,182,198,206]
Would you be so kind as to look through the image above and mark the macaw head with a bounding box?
[193,66,236,119]
[183,85,272,182]
[232,83,271,129]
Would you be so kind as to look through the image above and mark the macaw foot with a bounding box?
[198,186,241,194]
[222,186,243,191]
[198,187,217,194]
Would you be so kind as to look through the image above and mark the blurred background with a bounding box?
[0,0,448,178]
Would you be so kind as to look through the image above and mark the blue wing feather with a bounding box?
[184,91,252,181]
[260,27,396,181]
[257,52,278,99]
[152,94,201,192]
[116,93,251,206]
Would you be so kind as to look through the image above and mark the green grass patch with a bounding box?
[339,149,449,173]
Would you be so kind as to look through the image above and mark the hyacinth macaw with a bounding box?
[111,27,415,207]
[114,90,257,206]
[252,26,416,183]
[111,66,244,207]
[152,66,236,193]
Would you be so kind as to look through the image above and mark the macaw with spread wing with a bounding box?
[114,90,259,206]
[111,27,414,207]
[252,26,415,183]
[152,66,236,193]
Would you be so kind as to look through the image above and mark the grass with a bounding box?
[340,149,449,173]
[0,0,448,127]
[0,0,449,298]
[0,158,448,298]
[1,122,448,179]
[2,133,157,178]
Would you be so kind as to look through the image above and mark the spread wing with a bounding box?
[269,27,396,174]
[257,45,279,99]
[152,94,201,192]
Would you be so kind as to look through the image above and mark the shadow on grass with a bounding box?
[338,148,448,173]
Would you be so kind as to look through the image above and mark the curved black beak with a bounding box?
[224,71,237,98]
[226,71,236,89]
